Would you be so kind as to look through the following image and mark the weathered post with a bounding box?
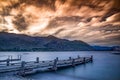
[69,57,72,60]
[20,61,26,76]
[6,58,10,66]
[53,58,57,71]
[77,55,80,59]
[18,55,19,59]
[83,57,85,63]
[10,56,12,60]
[21,61,25,68]
[18,55,22,60]
[8,55,10,59]
[91,55,93,62]
[36,57,39,63]
[72,59,75,66]
[56,57,58,61]
[69,57,72,65]
[20,55,22,60]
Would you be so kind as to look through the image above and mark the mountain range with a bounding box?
[0,32,94,51]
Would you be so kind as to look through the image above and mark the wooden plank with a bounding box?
[0,56,93,76]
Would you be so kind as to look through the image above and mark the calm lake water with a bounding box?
[0,51,120,80]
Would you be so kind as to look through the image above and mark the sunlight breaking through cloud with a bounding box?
[0,0,120,46]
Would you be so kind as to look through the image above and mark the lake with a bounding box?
[0,51,120,80]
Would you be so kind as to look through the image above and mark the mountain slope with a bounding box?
[0,32,94,51]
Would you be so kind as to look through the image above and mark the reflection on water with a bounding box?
[0,51,120,80]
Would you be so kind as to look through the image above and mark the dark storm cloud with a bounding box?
[12,14,28,31]
[100,24,120,32]
[92,34,120,46]
[89,24,120,32]
[46,16,82,29]
[100,8,120,22]
[0,0,58,31]
[53,28,64,35]
[0,0,120,46]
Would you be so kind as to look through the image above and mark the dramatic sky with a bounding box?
[0,0,120,46]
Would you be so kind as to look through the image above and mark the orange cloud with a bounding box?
[0,0,120,46]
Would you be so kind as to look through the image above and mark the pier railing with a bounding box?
[0,55,21,66]
[0,55,93,76]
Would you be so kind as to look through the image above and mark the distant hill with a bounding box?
[92,46,120,51]
[0,32,94,51]
[92,46,113,51]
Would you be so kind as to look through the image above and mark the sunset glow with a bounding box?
[0,0,120,46]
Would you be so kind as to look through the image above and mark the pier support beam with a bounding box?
[69,57,72,60]
[91,55,93,62]
[72,59,75,66]
[56,57,58,61]
[53,58,58,71]
[6,59,10,66]
[20,55,22,60]
[10,56,12,60]
[77,55,80,59]
[69,57,75,66]
[8,55,10,59]
[21,61,25,68]
[18,55,22,60]
[19,61,26,76]
[83,57,85,63]
[36,57,39,63]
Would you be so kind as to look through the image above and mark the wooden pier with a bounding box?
[0,55,93,76]
[0,55,21,66]
[0,55,21,62]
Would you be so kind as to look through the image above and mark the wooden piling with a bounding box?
[69,57,72,60]
[91,55,93,62]
[83,57,85,63]
[21,61,25,68]
[6,59,10,66]
[56,57,58,61]
[77,55,80,59]
[36,57,39,63]
[20,55,22,60]
[8,55,10,59]
[53,58,57,70]
[18,55,19,59]
[10,56,12,60]
[20,61,26,76]
[72,59,75,66]
[18,55,22,60]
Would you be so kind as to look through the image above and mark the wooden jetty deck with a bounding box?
[0,55,21,66]
[0,55,93,76]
